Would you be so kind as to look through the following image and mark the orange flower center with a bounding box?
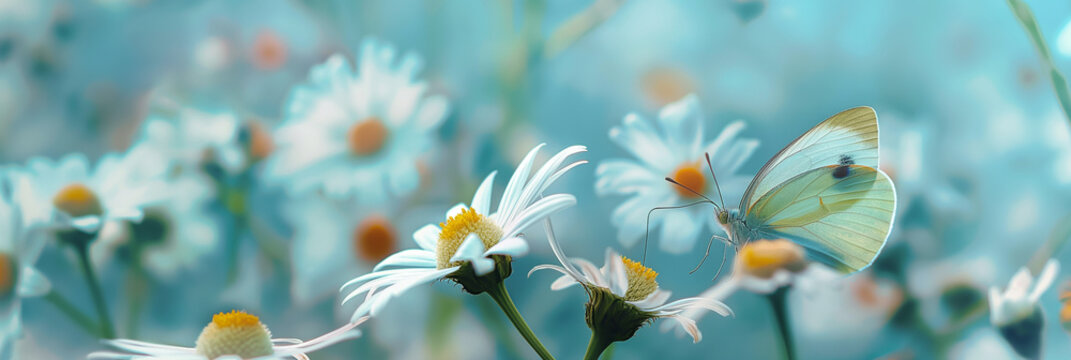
[52,183,103,217]
[642,67,694,106]
[354,215,397,263]
[347,117,389,156]
[252,30,287,70]
[670,163,706,198]
[0,253,16,299]
[244,121,274,161]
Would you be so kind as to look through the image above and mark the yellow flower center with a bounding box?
[670,163,706,199]
[347,117,389,156]
[735,239,808,279]
[0,253,16,299]
[52,183,103,217]
[621,256,659,301]
[354,215,396,263]
[436,208,502,269]
[195,310,274,359]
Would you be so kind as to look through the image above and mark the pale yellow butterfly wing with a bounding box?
[741,107,879,213]
[743,165,896,273]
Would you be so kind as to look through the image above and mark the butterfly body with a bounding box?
[705,107,897,274]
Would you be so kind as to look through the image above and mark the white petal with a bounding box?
[484,236,528,257]
[630,288,672,309]
[451,234,493,275]
[413,224,441,251]
[496,143,545,226]
[372,249,437,272]
[665,315,702,343]
[651,297,734,317]
[1028,259,1060,302]
[511,145,586,222]
[609,114,674,172]
[989,286,1004,324]
[16,266,50,298]
[550,274,580,290]
[70,216,103,233]
[543,218,586,281]
[606,251,628,297]
[471,172,497,215]
[502,194,575,239]
[594,159,661,196]
[657,94,704,157]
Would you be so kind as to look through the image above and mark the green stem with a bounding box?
[125,253,149,338]
[583,332,612,360]
[485,281,555,360]
[42,290,98,336]
[766,287,795,360]
[75,242,115,338]
[1007,0,1071,126]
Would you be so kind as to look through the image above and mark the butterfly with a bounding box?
[653,106,897,275]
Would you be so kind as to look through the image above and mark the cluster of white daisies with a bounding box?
[0,35,1058,359]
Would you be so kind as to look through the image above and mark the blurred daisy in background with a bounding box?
[0,175,50,358]
[90,148,220,279]
[136,103,272,178]
[89,310,365,360]
[266,38,449,204]
[284,196,401,307]
[15,150,168,237]
[989,259,1059,359]
[672,239,839,326]
[340,144,586,319]
[530,219,733,345]
[596,94,758,253]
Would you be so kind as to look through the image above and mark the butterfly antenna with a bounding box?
[705,152,726,209]
[642,200,716,264]
[663,177,721,211]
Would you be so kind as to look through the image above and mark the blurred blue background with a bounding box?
[4,0,1071,359]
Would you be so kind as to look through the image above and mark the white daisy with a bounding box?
[670,239,837,327]
[88,310,365,360]
[92,168,220,279]
[0,174,51,358]
[15,150,168,236]
[340,143,586,320]
[266,38,449,203]
[595,94,758,253]
[529,219,733,345]
[284,196,403,306]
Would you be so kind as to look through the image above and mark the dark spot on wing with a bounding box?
[833,155,854,179]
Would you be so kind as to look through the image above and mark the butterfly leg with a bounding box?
[710,242,733,282]
[689,233,730,274]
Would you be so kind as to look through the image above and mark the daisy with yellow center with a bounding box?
[530,219,732,360]
[595,94,759,254]
[89,310,366,360]
[18,151,168,235]
[340,144,585,360]
[266,38,449,204]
